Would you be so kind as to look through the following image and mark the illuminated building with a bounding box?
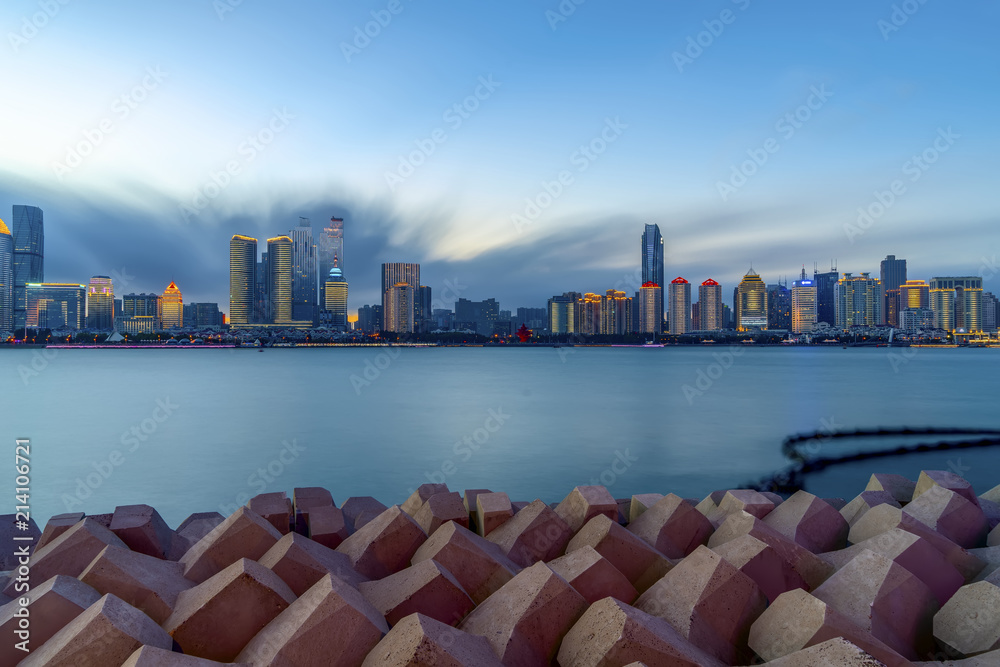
[639,282,662,334]
[899,308,934,331]
[12,205,43,330]
[576,293,602,335]
[547,293,579,334]
[767,282,790,330]
[642,224,664,315]
[879,255,907,325]
[900,280,930,309]
[161,281,183,328]
[229,235,257,326]
[86,276,115,330]
[698,279,722,331]
[835,272,881,328]
[668,277,691,335]
[930,276,983,333]
[26,283,85,329]
[0,219,12,332]
[382,263,420,331]
[813,266,838,326]
[122,293,161,330]
[602,289,631,334]
[290,218,317,322]
[385,282,414,333]
[983,292,998,332]
[736,269,768,330]
[318,216,344,311]
[268,236,293,324]
[791,270,817,334]
[323,257,348,331]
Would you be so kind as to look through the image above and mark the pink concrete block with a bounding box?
[554,485,618,534]
[0,575,100,666]
[903,484,989,548]
[933,581,1000,657]
[341,496,388,532]
[462,488,491,533]
[629,493,665,523]
[110,504,175,559]
[711,534,809,603]
[292,486,334,535]
[547,545,638,604]
[306,505,350,550]
[459,562,587,665]
[163,558,297,662]
[176,512,225,545]
[866,473,916,505]
[627,493,715,559]
[762,490,850,553]
[981,497,1000,532]
[359,559,475,627]
[19,594,172,667]
[256,531,370,597]
[248,491,293,535]
[87,513,114,528]
[179,506,283,584]
[840,490,901,527]
[401,483,450,517]
[411,521,520,604]
[485,499,573,567]
[34,513,84,552]
[236,573,388,666]
[914,469,980,506]
[557,596,726,667]
[761,637,895,667]
[413,491,470,535]
[634,545,767,665]
[566,514,673,593]
[79,545,193,623]
[475,492,513,537]
[709,489,776,525]
[991,523,1000,548]
[335,505,427,580]
[362,613,503,667]
[124,645,250,665]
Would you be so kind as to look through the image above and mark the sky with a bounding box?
[2,0,998,313]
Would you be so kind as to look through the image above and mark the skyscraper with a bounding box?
[27,284,85,329]
[547,293,578,334]
[900,280,930,310]
[736,269,768,330]
[256,252,269,323]
[323,257,348,331]
[602,289,631,335]
[289,218,317,322]
[641,224,664,315]
[381,263,420,331]
[575,293,602,335]
[835,273,881,328]
[12,205,43,330]
[791,270,817,334]
[86,276,115,330]
[268,236,293,324]
[880,255,907,325]
[0,219,12,332]
[983,292,998,333]
[668,277,691,335]
[415,285,433,334]
[766,281,790,330]
[698,279,722,331]
[229,235,257,326]
[161,282,183,328]
[638,282,662,334]
[929,277,983,333]
[813,266,838,326]
[385,282,414,333]
[318,216,344,310]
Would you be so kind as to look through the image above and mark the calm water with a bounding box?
[2,345,998,528]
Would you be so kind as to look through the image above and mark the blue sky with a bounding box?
[1,0,998,312]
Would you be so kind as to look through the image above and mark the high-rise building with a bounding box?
[385,282,414,333]
[602,289,631,335]
[357,304,383,333]
[289,218,317,322]
[737,269,768,330]
[415,285,433,333]
[255,252,269,323]
[638,282,662,334]
[122,293,161,329]
[268,236,293,324]
[0,219,12,332]
[12,205,43,330]
[722,303,733,329]
[318,216,344,310]
[791,270,817,334]
[381,263,420,331]
[982,292,998,332]
[229,235,257,326]
[900,280,930,310]
[899,308,934,331]
[575,293,602,335]
[691,302,700,331]
[929,277,983,333]
[813,266,838,326]
[516,307,547,331]
[698,279,722,331]
[26,283,85,329]
[880,255,907,325]
[161,282,183,328]
[323,258,348,331]
[668,277,691,335]
[455,297,500,336]
[547,293,578,334]
[641,224,664,316]
[86,276,115,330]
[766,281,790,330]
[835,273,881,328]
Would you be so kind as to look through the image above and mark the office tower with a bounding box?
[0,219,12,332]
[516,307,547,331]
[929,277,983,333]
[668,277,691,335]
[722,304,733,329]
[289,218,317,322]
[641,224,664,315]
[161,282,183,328]
[415,285,432,333]
[454,297,500,336]
[791,269,818,334]
[638,282,662,334]
[691,302,700,331]
[547,293,578,334]
[12,205,43,330]
[381,263,420,330]
[268,236,293,324]
[982,292,998,332]
[255,252,269,323]
[602,289,631,335]
[900,280,930,310]
[86,276,115,330]
[121,293,161,332]
[318,216,344,310]
[835,273,881,328]
[323,258,348,331]
[767,281,791,330]
[698,279,722,331]
[813,266,838,326]
[26,283,85,329]
[192,303,223,327]
[879,255,907,325]
[385,282,414,333]
[229,235,257,326]
[737,269,768,330]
